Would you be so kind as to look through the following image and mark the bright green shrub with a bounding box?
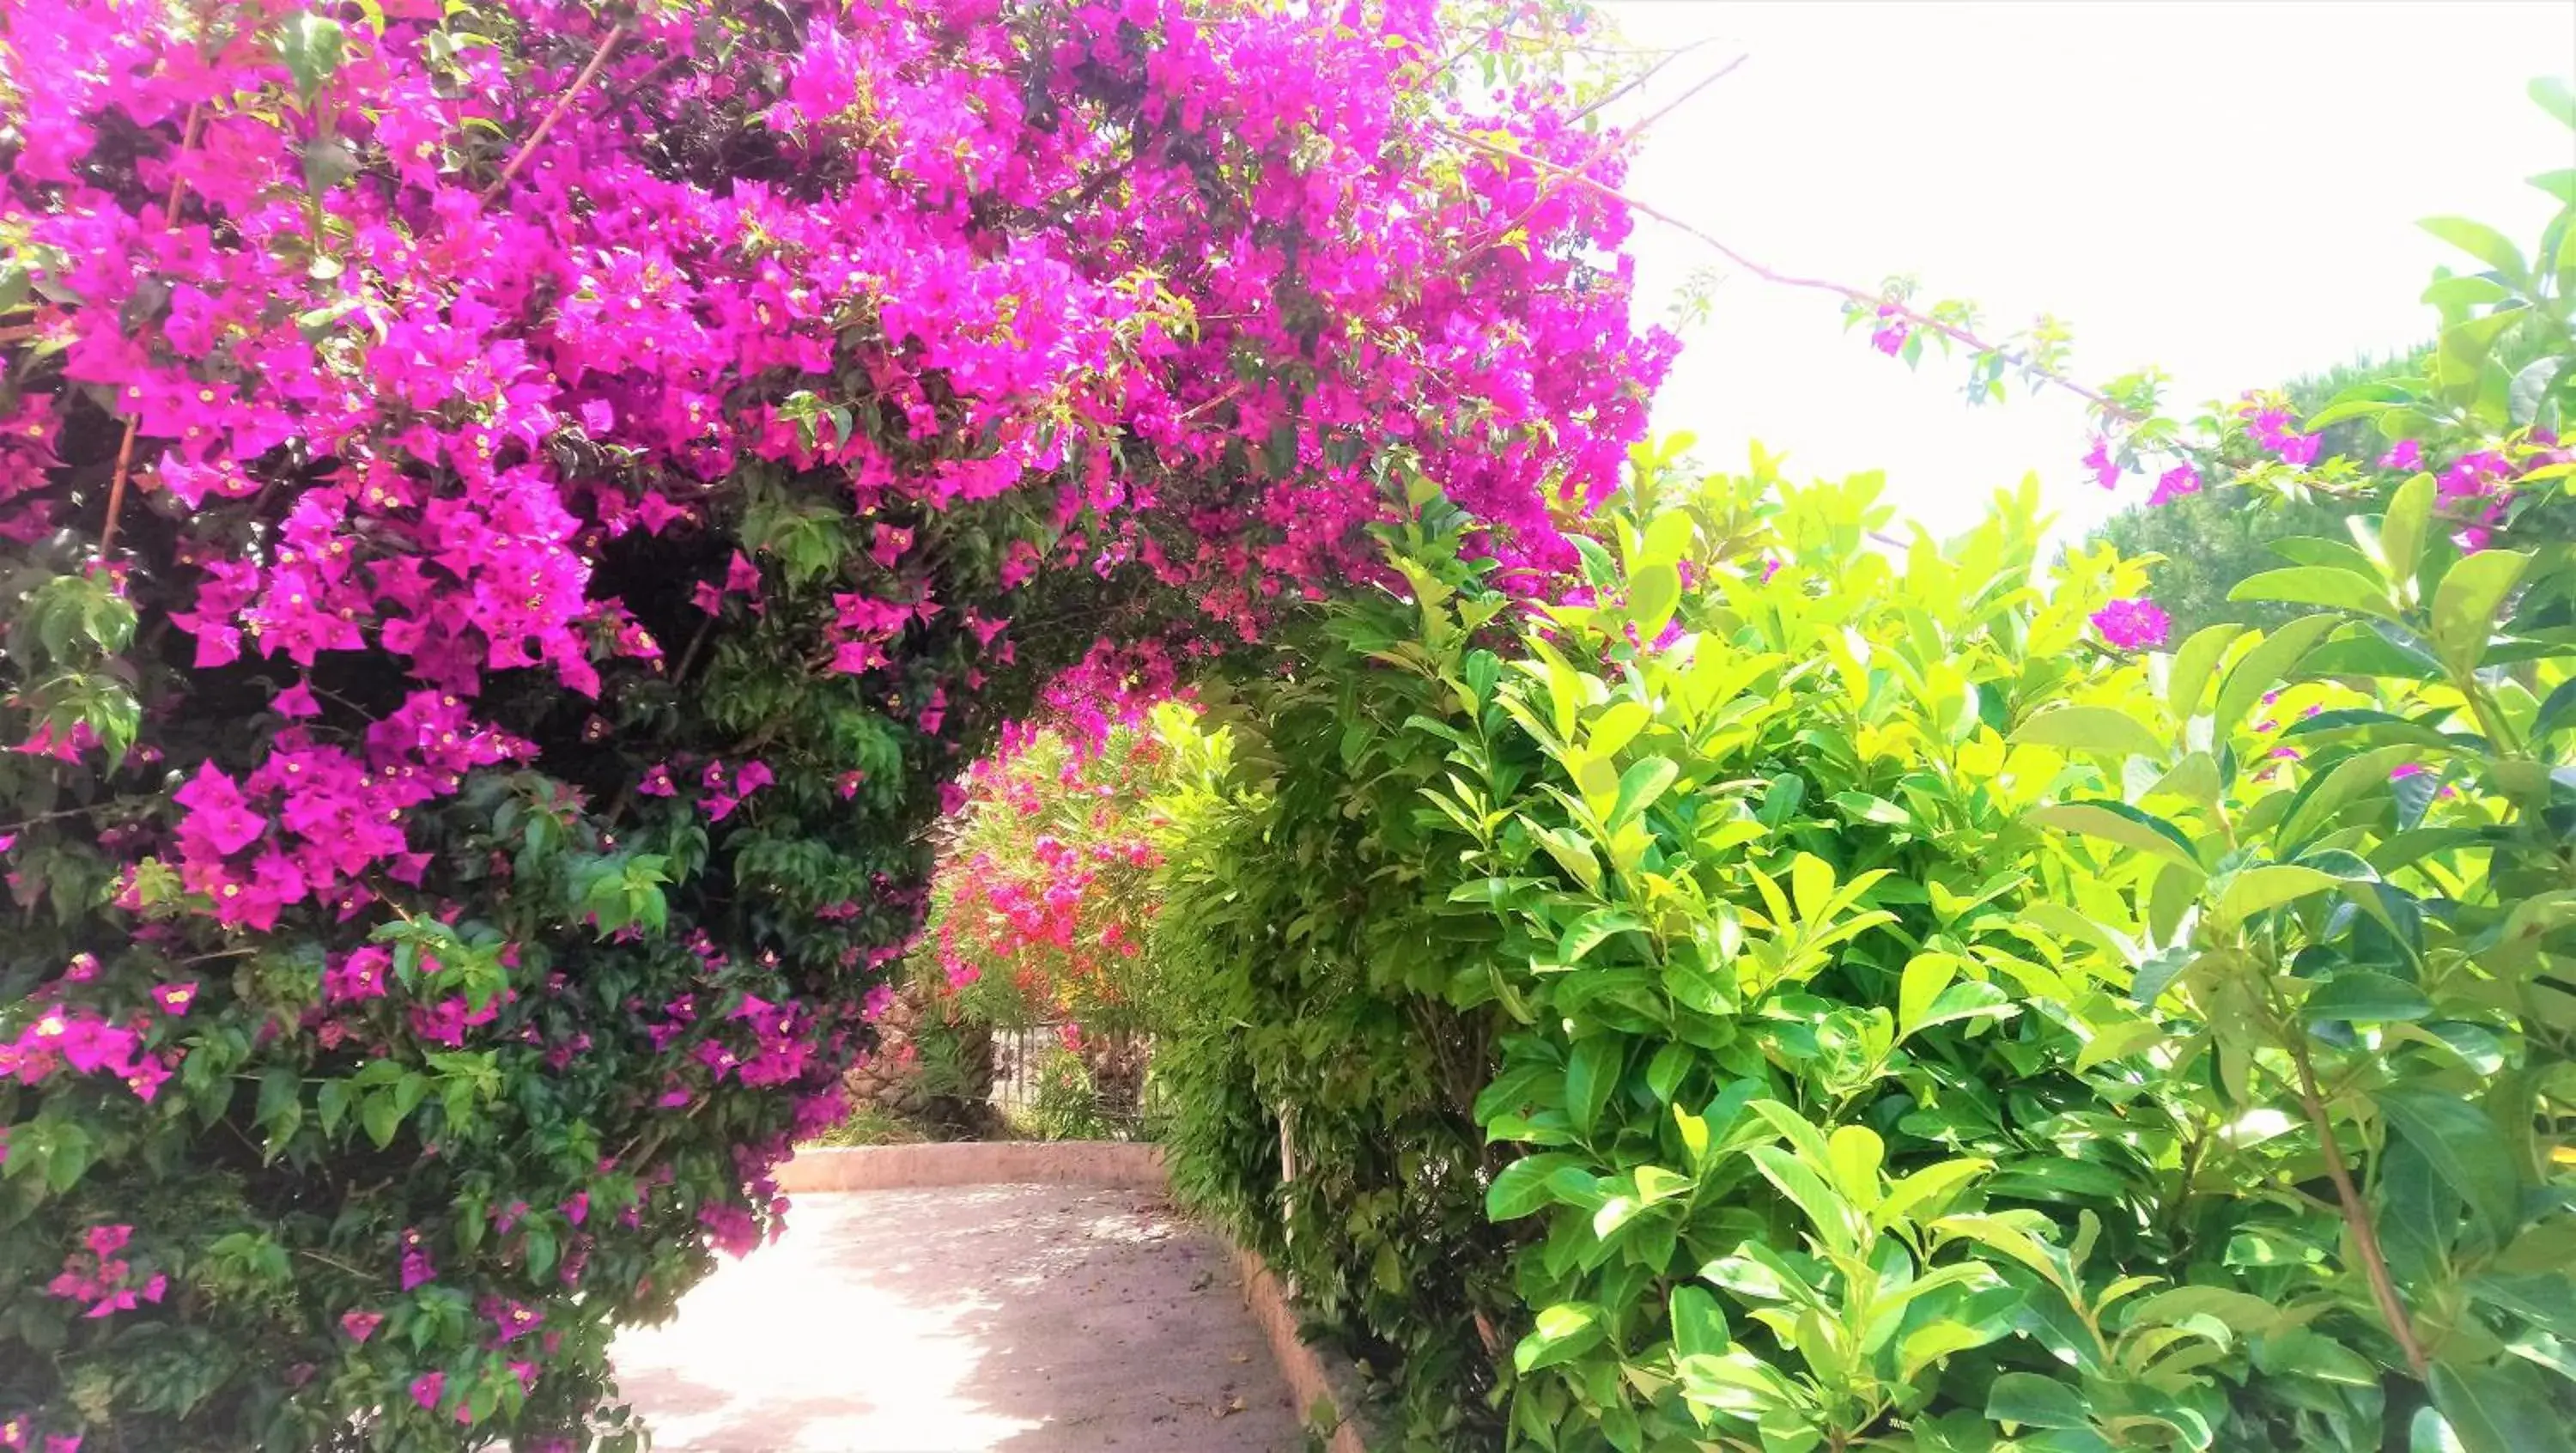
[1083,79,2576,1453]
[1154,243,2576,1450]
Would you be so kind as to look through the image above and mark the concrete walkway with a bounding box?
[611,1184,1303,1452]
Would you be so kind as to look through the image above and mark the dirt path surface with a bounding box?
[611,1183,1303,1452]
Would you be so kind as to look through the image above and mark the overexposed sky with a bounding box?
[1595,0,2576,542]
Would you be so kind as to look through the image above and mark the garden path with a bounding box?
[611,1182,1303,1451]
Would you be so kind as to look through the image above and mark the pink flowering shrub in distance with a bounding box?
[0,0,1668,1445]
[927,700,1194,1039]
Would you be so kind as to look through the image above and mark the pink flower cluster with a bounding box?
[0,1414,78,1453]
[2438,449,2513,549]
[165,695,526,930]
[2,1004,173,1102]
[43,1225,167,1320]
[2091,598,2171,651]
[3,0,1666,739]
[932,716,1170,1027]
[2239,397,2322,466]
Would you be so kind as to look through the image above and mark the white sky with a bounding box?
[1595,0,2576,543]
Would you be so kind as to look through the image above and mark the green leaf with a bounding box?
[273,11,347,105]
[1744,1143,1858,1255]
[2228,567,2398,622]
[1515,1302,1606,1373]
[2468,1272,2576,1339]
[2533,75,2576,131]
[360,1091,402,1150]
[2215,864,2344,922]
[2509,357,2567,429]
[1899,952,1960,1035]
[2378,1087,2521,1241]
[2126,1285,2287,1336]
[1559,909,1646,965]
[1832,790,1910,826]
[316,1079,350,1136]
[2420,217,2529,283]
[2383,473,2436,588]
[302,136,361,193]
[1611,757,1680,826]
[1669,1285,1729,1359]
[1489,1154,1581,1219]
[1789,852,1834,922]
[1674,1103,1710,1168]
[2279,743,2423,847]
[1566,1037,1619,1138]
[1876,1158,1992,1229]
[524,1224,558,1280]
[1986,1372,2089,1431]
[1899,1319,2003,1383]
[1588,700,1650,757]
[1905,980,2015,1037]
[2008,706,2166,762]
[2430,551,2530,674]
[2074,1018,2164,1072]
[2025,802,2202,873]
[1825,1125,1883,1209]
[44,1125,94,1194]
[1629,562,1680,640]
[2215,615,2344,741]
[2306,970,2433,1024]
[1634,1164,1690,1206]
[2166,623,2247,721]
[2430,1359,2574,1453]
[2253,1327,2379,1387]
[1640,511,1695,569]
[2539,679,2576,747]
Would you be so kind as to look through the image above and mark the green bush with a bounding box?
[1147,149,2576,1445]
[1147,528,1532,1446]
[1003,1043,1121,1142]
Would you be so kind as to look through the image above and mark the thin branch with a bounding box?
[1436,121,2141,425]
[1560,36,1721,131]
[0,800,137,834]
[295,1248,373,1279]
[1467,52,1747,262]
[97,103,204,559]
[482,24,629,204]
[2286,1028,2431,1376]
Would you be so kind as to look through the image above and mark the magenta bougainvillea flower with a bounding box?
[2091,598,2172,650]
[2240,398,2322,465]
[2082,436,2124,490]
[2148,464,2202,507]
[1869,305,1909,356]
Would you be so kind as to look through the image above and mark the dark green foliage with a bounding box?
[1148,508,1536,1447]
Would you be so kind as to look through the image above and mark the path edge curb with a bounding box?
[776,1142,1381,1450]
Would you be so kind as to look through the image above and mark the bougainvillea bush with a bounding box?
[0,0,1670,1445]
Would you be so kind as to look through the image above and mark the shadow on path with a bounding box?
[611,1183,1300,1452]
